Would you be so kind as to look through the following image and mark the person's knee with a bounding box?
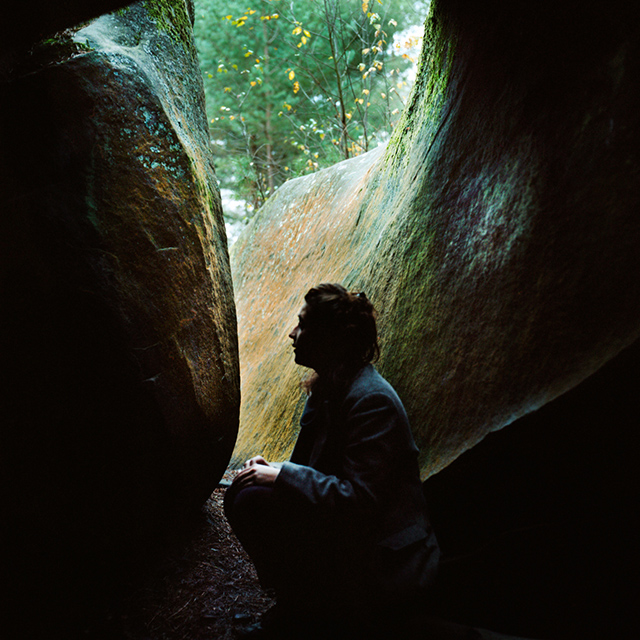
[225,485,275,527]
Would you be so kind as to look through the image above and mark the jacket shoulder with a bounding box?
[346,365,403,406]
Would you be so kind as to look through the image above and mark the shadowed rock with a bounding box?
[231,0,640,476]
[0,1,238,636]
[0,0,133,62]
[424,337,639,638]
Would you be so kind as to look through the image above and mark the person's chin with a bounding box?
[293,351,310,367]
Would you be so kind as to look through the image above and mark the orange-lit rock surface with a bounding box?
[231,0,640,477]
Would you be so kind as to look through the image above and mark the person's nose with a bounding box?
[288,326,297,341]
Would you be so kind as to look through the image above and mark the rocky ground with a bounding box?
[121,470,274,640]
[119,471,529,640]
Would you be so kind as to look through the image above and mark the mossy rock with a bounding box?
[231,0,640,475]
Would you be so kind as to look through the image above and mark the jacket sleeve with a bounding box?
[275,391,403,513]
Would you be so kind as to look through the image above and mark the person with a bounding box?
[224,283,440,638]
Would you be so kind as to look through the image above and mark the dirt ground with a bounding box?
[116,472,524,640]
[122,470,274,640]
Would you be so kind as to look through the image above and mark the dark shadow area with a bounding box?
[0,21,210,640]
[424,339,640,639]
[0,0,132,62]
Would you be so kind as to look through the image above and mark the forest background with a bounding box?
[193,0,429,242]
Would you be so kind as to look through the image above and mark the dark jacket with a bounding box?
[275,364,440,596]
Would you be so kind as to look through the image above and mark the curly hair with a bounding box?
[302,283,379,393]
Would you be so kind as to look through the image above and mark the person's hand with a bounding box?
[242,455,269,469]
[232,456,280,489]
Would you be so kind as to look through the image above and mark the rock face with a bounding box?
[423,337,639,638]
[231,146,387,460]
[231,0,640,475]
[0,1,238,635]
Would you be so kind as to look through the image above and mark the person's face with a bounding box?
[288,304,331,371]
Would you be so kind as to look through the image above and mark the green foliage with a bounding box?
[194,0,423,213]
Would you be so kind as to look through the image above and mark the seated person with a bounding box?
[225,283,440,637]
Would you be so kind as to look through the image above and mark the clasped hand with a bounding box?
[231,455,280,490]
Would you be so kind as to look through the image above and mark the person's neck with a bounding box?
[313,361,365,393]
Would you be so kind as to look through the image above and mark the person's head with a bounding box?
[288,283,379,375]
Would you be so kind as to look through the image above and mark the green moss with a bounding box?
[385,7,455,169]
[22,28,95,76]
[143,0,194,50]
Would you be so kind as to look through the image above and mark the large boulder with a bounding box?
[0,1,238,636]
[231,0,640,475]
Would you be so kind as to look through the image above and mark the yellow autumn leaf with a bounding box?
[362,1,369,13]
[288,70,295,81]
[250,81,256,86]
[380,92,386,99]
[362,47,370,55]
[224,86,232,92]
[293,81,300,94]
[297,42,302,48]
[303,30,311,37]
[229,115,235,120]
[301,36,308,44]
[292,26,302,35]
[345,112,352,119]
[388,18,397,26]
[362,89,370,95]
[358,63,366,71]
[248,9,256,14]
